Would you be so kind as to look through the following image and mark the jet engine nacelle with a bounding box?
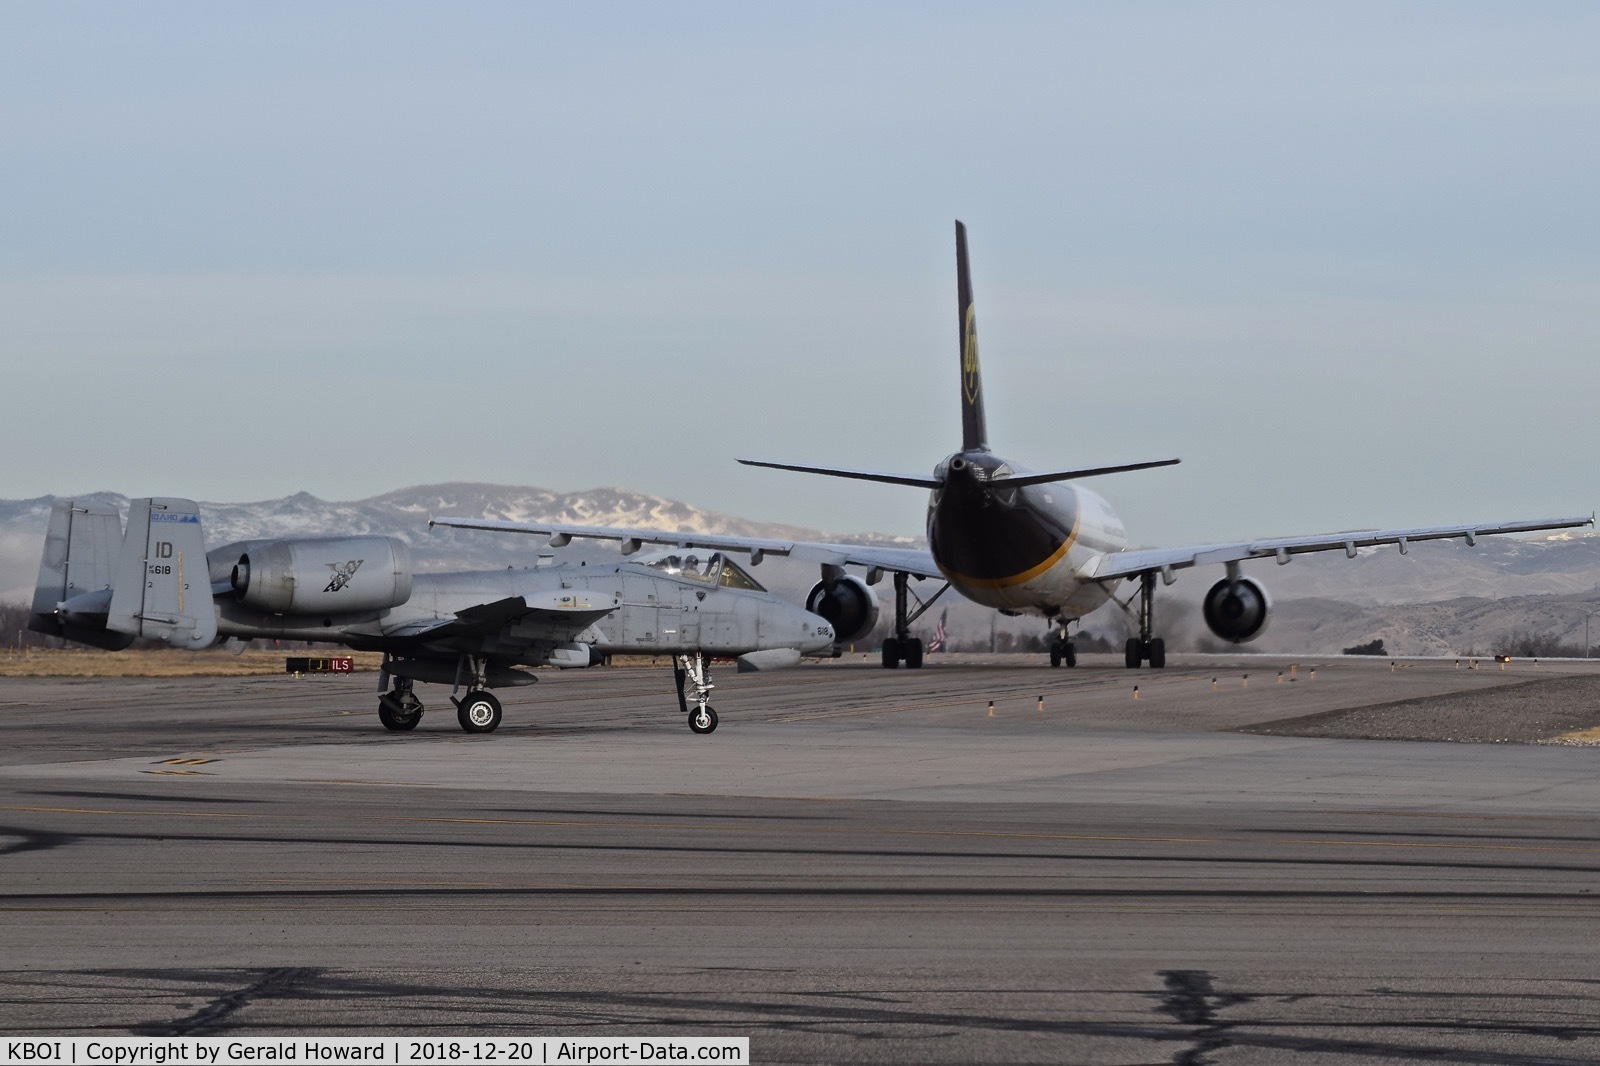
[231,536,413,615]
[1202,576,1271,643]
[805,575,879,644]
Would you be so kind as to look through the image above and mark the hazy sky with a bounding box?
[2,3,1596,543]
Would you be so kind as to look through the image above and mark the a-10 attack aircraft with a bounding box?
[28,497,834,734]
[435,221,1593,669]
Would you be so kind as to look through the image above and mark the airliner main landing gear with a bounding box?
[378,675,424,732]
[1124,571,1166,669]
[1048,619,1077,668]
[881,571,948,669]
[675,652,719,734]
[882,635,922,669]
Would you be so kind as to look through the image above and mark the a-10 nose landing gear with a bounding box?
[675,652,719,734]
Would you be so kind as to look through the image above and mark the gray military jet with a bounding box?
[29,497,834,734]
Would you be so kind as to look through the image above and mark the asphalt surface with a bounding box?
[2,653,1600,1063]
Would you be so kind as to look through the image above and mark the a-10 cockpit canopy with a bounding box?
[634,549,766,592]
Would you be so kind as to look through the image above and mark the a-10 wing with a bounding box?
[1083,515,1594,583]
[429,517,944,579]
[351,589,622,640]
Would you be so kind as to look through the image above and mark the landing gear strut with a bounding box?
[1048,619,1077,668]
[378,675,424,731]
[881,571,947,669]
[675,652,719,734]
[1124,572,1166,669]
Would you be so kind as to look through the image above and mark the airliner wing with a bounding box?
[430,517,945,579]
[1084,515,1594,582]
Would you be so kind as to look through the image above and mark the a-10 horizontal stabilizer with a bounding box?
[106,498,218,650]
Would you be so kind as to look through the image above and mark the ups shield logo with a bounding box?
[962,304,980,404]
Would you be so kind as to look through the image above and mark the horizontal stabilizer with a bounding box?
[736,459,941,489]
[736,456,1179,489]
[997,458,1181,487]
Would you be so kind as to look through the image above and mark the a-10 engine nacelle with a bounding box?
[231,536,413,615]
[1202,576,1271,643]
[805,575,879,644]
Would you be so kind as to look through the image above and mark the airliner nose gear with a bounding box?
[1048,619,1077,668]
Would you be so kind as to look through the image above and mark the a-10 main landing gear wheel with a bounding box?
[378,680,424,732]
[378,700,422,731]
[456,690,503,733]
[688,706,719,734]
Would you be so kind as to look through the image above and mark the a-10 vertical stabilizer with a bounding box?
[29,499,134,650]
[105,498,218,650]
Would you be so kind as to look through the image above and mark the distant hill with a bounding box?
[1246,591,1600,658]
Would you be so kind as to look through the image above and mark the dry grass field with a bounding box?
[0,648,683,677]
[0,647,388,678]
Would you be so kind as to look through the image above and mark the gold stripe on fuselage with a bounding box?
[935,487,1082,591]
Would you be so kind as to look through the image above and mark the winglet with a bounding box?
[956,220,987,452]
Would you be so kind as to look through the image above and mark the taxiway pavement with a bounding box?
[2,655,1599,1064]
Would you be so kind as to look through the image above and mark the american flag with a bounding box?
[927,608,948,653]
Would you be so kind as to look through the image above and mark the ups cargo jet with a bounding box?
[435,222,1592,669]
